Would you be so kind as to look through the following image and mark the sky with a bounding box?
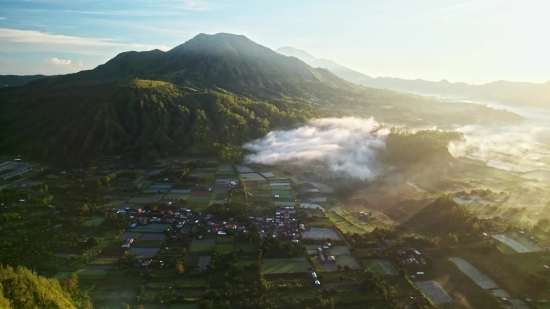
[0,0,548,84]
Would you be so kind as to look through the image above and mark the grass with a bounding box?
[494,239,518,254]
[133,239,163,248]
[82,217,105,227]
[173,277,208,288]
[215,244,234,254]
[362,259,399,276]
[76,269,108,280]
[189,243,213,255]
[261,259,310,274]
[88,258,118,265]
[272,190,294,199]
[211,192,229,200]
[169,304,200,309]
[187,198,211,204]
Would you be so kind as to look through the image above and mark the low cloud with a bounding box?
[243,117,389,179]
[49,58,71,66]
[448,124,550,162]
[0,28,168,55]
[0,17,6,21]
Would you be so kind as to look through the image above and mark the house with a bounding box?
[311,272,317,278]
[141,259,152,267]
[218,231,227,235]
[327,256,336,263]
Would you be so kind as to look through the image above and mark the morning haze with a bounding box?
[0,1,549,309]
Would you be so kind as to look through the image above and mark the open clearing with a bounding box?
[82,217,105,227]
[449,257,499,289]
[415,280,452,305]
[363,259,399,276]
[262,257,310,274]
[302,227,341,240]
[492,232,543,253]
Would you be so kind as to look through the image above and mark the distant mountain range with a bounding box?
[276,47,550,109]
[0,75,48,87]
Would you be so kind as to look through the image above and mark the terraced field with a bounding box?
[449,257,499,289]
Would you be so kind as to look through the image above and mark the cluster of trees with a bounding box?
[382,129,464,166]
[405,194,487,243]
[0,265,90,309]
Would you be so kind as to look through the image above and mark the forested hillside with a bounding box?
[0,265,79,309]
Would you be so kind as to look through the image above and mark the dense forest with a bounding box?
[404,194,487,243]
[0,265,84,309]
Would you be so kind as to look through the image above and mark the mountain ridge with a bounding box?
[276,46,550,109]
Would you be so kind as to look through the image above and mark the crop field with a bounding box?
[261,257,310,274]
[82,217,105,227]
[197,256,211,271]
[240,173,264,181]
[133,239,162,248]
[189,241,214,255]
[323,255,360,270]
[492,232,543,253]
[449,257,499,289]
[140,233,166,240]
[120,232,142,239]
[88,258,118,266]
[302,227,341,240]
[215,244,235,254]
[311,182,334,193]
[363,259,399,276]
[128,247,160,258]
[164,193,189,201]
[77,269,108,280]
[236,243,258,254]
[188,198,211,204]
[415,280,452,305]
[130,224,170,233]
[272,190,293,199]
[169,304,200,309]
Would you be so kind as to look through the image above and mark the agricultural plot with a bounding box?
[128,196,162,204]
[449,257,499,289]
[212,183,229,193]
[274,202,295,207]
[88,258,118,266]
[140,233,166,240]
[76,269,108,280]
[128,247,160,258]
[302,227,341,240]
[130,224,170,233]
[363,259,399,276]
[197,256,211,272]
[311,182,334,193]
[133,239,162,248]
[492,232,543,253]
[236,166,254,173]
[188,198,211,204]
[272,190,293,199]
[260,172,275,178]
[415,281,452,305]
[240,173,264,181]
[120,232,141,239]
[164,193,189,201]
[215,244,235,254]
[189,191,211,199]
[169,304,200,309]
[82,217,105,227]
[323,255,361,271]
[262,257,310,274]
[189,239,214,255]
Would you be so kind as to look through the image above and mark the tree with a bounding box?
[337,264,342,271]
[86,237,100,248]
[175,260,184,276]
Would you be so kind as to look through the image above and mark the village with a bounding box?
[0,155,549,309]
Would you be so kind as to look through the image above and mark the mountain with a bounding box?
[276,46,372,84]
[0,33,523,164]
[277,46,550,109]
[0,33,371,163]
[0,75,48,87]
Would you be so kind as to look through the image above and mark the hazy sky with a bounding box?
[0,0,548,84]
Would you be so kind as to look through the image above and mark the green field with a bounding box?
[88,258,118,265]
[169,303,200,309]
[130,224,170,233]
[187,198,211,204]
[76,269,108,280]
[189,243,213,255]
[164,193,190,201]
[363,259,399,276]
[272,190,293,199]
[261,259,310,274]
[133,239,162,248]
[82,217,105,227]
[211,192,229,200]
[215,244,235,254]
